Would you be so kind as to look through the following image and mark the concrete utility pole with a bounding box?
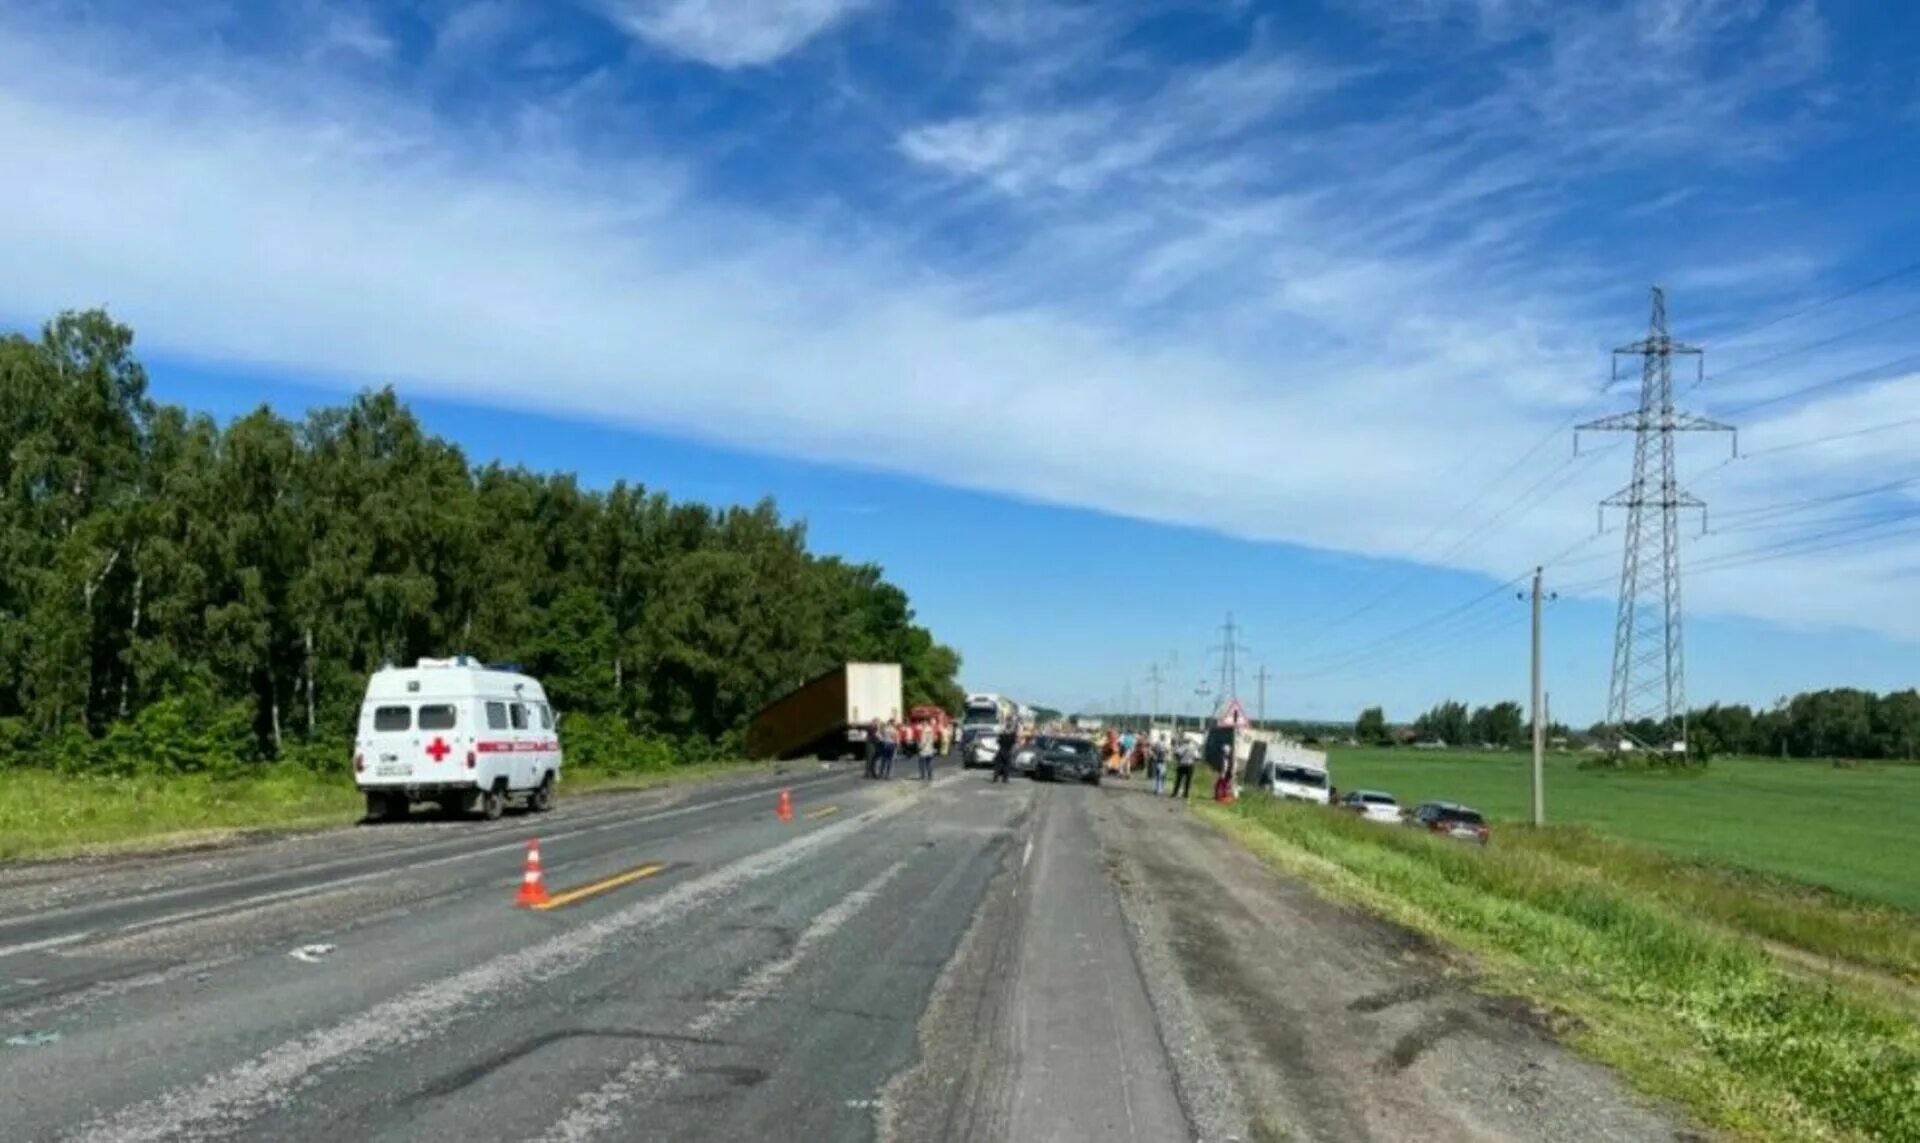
[1254,663,1271,726]
[1530,566,1546,827]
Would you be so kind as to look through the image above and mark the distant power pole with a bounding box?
[1146,662,1166,730]
[1517,569,1556,825]
[1210,612,1251,705]
[1254,663,1271,726]
[1528,568,1551,826]
[1577,287,1735,754]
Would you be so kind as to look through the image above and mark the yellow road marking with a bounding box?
[803,805,840,820]
[534,862,668,910]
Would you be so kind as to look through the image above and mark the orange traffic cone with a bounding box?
[516,838,551,907]
[777,789,794,823]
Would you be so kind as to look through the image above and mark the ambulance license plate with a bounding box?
[376,762,412,778]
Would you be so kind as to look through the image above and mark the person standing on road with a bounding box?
[878,719,899,779]
[992,721,1017,783]
[1171,736,1198,800]
[917,720,936,782]
[1149,739,1168,795]
[865,718,883,779]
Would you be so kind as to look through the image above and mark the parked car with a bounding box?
[1030,736,1101,785]
[1339,789,1402,823]
[1408,801,1489,844]
[961,726,1002,768]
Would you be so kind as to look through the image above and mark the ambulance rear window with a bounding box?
[419,705,457,730]
[373,706,411,732]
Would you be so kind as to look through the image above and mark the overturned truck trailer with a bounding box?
[746,663,904,761]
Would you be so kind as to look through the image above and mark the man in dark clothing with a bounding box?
[992,723,1017,783]
[1171,737,1197,800]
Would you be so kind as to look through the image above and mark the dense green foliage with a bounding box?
[0,310,963,775]
[1685,689,1920,760]
[1326,746,1920,911]
[1342,685,1920,761]
[1207,799,1920,1141]
[1352,704,1387,744]
[1406,698,1525,746]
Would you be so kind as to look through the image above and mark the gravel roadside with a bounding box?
[1090,785,1697,1143]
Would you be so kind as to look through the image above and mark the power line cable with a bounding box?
[1711,505,1920,537]
[1311,608,1529,684]
[1705,260,1920,347]
[1292,265,1919,663]
[1286,573,1526,679]
[1691,303,1920,394]
[1690,520,1920,578]
[1712,474,1920,524]
[1738,414,1920,459]
[1719,349,1920,418]
[1691,510,1920,572]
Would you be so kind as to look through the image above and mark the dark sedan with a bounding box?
[1029,736,1101,785]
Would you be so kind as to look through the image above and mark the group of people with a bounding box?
[1100,729,1202,797]
[869,715,1204,798]
[865,717,952,782]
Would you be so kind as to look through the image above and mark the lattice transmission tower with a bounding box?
[1576,287,1735,752]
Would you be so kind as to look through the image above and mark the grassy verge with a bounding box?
[0,768,362,862]
[0,758,786,864]
[1198,798,1920,1142]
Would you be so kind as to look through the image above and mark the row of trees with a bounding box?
[1352,687,1920,761]
[1682,690,1920,761]
[1,310,964,773]
[1354,701,1534,748]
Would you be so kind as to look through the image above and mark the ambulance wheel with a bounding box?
[480,786,506,821]
[364,792,395,822]
[530,774,555,813]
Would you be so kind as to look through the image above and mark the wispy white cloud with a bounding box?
[592,0,875,67]
[311,1,397,62]
[435,0,525,61]
[1,0,1916,659]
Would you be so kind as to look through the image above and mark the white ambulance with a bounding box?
[352,657,563,821]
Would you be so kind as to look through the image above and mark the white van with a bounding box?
[352,657,563,821]
[1251,740,1333,805]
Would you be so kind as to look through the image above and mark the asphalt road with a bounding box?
[0,762,1684,1142]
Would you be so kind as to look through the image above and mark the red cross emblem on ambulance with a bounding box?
[425,737,451,763]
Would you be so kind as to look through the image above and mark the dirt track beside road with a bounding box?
[1092,784,1695,1142]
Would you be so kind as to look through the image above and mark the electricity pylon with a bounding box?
[1576,287,1734,753]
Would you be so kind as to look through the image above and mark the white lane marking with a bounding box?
[686,863,902,1035]
[1,773,854,954]
[534,862,906,1143]
[74,796,916,1143]
[1022,838,1034,872]
[533,1056,682,1142]
[0,931,94,959]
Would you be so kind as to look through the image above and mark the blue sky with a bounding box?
[4,0,1920,724]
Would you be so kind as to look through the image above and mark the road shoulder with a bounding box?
[1091,786,1694,1142]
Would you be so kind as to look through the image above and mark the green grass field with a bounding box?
[0,759,786,863]
[1324,747,1920,911]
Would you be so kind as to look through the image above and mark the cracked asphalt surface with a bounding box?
[0,763,1686,1141]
